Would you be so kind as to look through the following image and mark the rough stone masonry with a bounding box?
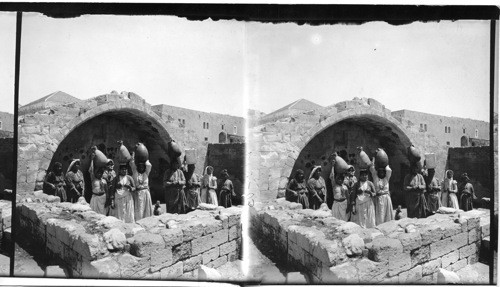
[16,192,242,279]
[250,198,490,284]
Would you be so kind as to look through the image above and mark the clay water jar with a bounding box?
[333,152,349,174]
[375,148,389,169]
[135,143,149,163]
[357,147,372,169]
[117,141,131,164]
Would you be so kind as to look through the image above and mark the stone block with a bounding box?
[219,240,237,256]
[312,238,347,266]
[181,221,206,242]
[467,253,478,264]
[228,225,238,241]
[172,242,191,262]
[422,258,441,275]
[103,228,126,251]
[191,229,228,255]
[197,265,222,281]
[357,228,384,244]
[389,253,411,276]
[419,224,445,245]
[430,232,467,260]
[72,232,108,261]
[129,232,165,258]
[398,231,422,252]
[159,228,183,247]
[227,250,239,262]
[480,216,490,238]
[419,273,438,284]
[411,244,430,266]
[449,258,467,272]
[461,209,485,230]
[342,233,365,256]
[207,255,227,269]
[83,257,120,279]
[398,265,422,284]
[459,243,476,259]
[468,228,479,244]
[202,247,219,265]
[183,255,202,272]
[159,261,183,280]
[356,258,388,283]
[441,250,459,268]
[368,237,403,262]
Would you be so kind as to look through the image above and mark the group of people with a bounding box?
[44,150,238,224]
[285,153,477,228]
[162,162,237,214]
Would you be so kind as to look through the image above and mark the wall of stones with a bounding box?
[248,102,448,203]
[16,194,242,279]
[0,138,14,192]
[447,146,491,199]
[250,198,490,284]
[206,143,245,198]
[391,109,489,147]
[0,112,14,133]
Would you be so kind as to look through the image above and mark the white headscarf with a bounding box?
[309,165,322,180]
[67,159,80,174]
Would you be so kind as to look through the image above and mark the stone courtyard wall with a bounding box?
[250,198,490,284]
[447,146,491,199]
[16,193,242,279]
[248,101,447,203]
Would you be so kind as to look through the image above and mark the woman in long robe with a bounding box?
[351,169,376,228]
[219,169,235,208]
[110,163,135,222]
[424,168,441,213]
[103,160,116,213]
[331,174,349,221]
[163,158,188,214]
[130,155,153,220]
[343,166,357,219]
[370,159,394,225]
[43,162,67,201]
[459,173,476,211]
[307,166,327,210]
[65,159,84,203]
[286,169,309,209]
[184,164,202,211]
[441,170,459,209]
[201,166,218,206]
[404,164,429,218]
[88,157,108,215]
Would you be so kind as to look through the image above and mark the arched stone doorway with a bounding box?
[18,95,174,202]
[461,136,469,147]
[290,113,412,208]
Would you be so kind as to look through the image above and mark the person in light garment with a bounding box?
[201,166,218,206]
[350,169,376,228]
[285,169,309,209]
[110,163,135,223]
[307,165,326,210]
[130,153,153,220]
[89,155,108,215]
[331,173,349,221]
[424,168,441,213]
[369,158,394,225]
[441,170,459,209]
[65,159,84,203]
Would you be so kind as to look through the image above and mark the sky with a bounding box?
[247,20,493,122]
[0,13,495,122]
[2,13,246,117]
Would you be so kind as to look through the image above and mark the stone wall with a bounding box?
[0,138,14,192]
[16,194,242,279]
[447,146,491,199]
[248,102,448,203]
[250,198,490,284]
[206,143,245,198]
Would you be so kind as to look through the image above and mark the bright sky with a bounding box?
[247,20,492,122]
[0,13,495,122]
[10,13,246,117]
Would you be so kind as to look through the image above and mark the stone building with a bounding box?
[0,111,14,134]
[17,91,245,202]
[391,109,489,147]
[248,97,491,207]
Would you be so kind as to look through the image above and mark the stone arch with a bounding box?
[282,107,413,182]
[18,97,173,198]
